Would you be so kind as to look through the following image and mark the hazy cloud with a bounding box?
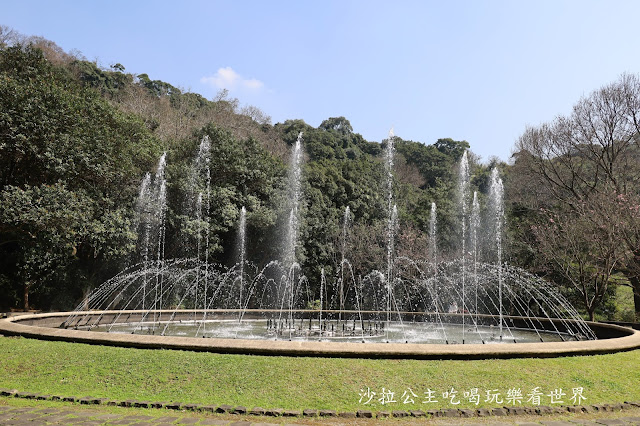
[201,67,264,92]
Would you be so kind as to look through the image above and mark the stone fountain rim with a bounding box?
[2,310,639,360]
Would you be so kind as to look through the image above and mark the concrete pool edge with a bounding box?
[2,311,640,360]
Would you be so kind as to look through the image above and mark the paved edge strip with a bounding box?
[1,387,640,420]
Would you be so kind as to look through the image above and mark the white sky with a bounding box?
[4,0,640,162]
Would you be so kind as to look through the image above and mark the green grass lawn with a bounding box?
[612,284,637,322]
[1,336,638,412]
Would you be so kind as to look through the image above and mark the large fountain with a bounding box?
[2,130,639,358]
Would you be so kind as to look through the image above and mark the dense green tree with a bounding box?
[435,137,470,160]
[0,44,161,310]
[137,73,181,97]
[319,116,353,135]
[300,157,387,279]
[392,137,482,255]
[71,60,133,96]
[394,137,462,188]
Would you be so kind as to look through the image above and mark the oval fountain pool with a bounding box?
[5,132,639,359]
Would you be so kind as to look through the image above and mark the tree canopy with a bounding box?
[510,73,640,320]
[0,44,161,309]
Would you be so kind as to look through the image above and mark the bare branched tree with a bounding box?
[513,73,640,320]
[0,25,22,47]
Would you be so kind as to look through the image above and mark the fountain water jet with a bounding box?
[384,129,396,331]
[471,191,481,330]
[237,206,247,315]
[458,151,470,343]
[339,206,352,321]
[134,153,167,313]
[283,132,303,269]
[489,167,505,339]
[40,129,616,353]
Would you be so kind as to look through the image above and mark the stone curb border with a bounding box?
[2,388,640,420]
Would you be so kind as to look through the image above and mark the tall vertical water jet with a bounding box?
[277,132,304,334]
[135,173,152,265]
[195,137,211,308]
[384,128,395,220]
[458,151,470,343]
[237,206,247,311]
[154,152,168,258]
[489,167,505,338]
[319,267,325,337]
[155,152,168,183]
[154,154,167,320]
[283,132,304,269]
[384,129,396,327]
[135,172,152,310]
[339,206,352,320]
[134,153,167,311]
[429,202,437,272]
[138,153,168,264]
[183,136,211,310]
[385,204,399,337]
[204,163,211,313]
[194,192,203,308]
[470,191,481,326]
[192,135,211,330]
[428,202,438,312]
[155,177,167,313]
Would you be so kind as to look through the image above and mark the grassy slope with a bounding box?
[1,336,638,412]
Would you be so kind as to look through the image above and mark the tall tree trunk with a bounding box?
[629,276,640,322]
[23,281,30,311]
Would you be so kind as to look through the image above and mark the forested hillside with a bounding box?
[0,30,480,312]
[1,26,638,322]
